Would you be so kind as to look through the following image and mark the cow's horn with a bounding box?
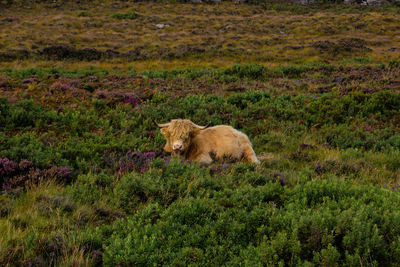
[153,119,170,128]
[194,122,210,130]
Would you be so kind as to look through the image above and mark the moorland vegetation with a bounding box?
[1,1,400,266]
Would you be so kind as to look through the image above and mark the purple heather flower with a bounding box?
[123,95,142,107]
[22,78,36,84]
[55,232,63,242]
[144,152,156,158]
[279,176,288,186]
[2,183,11,191]
[51,81,75,91]
[221,112,232,121]
[89,75,98,82]
[113,151,156,175]
[57,166,72,178]
[315,162,322,173]
[18,159,32,170]
[0,158,18,175]
[364,125,372,131]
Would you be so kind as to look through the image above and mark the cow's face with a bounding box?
[157,119,208,157]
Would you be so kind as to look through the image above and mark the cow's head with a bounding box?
[156,119,208,157]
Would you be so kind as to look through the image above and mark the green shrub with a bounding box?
[224,64,271,80]
[3,99,53,129]
[101,179,400,266]
[227,90,270,109]
[365,90,400,120]
[0,132,67,168]
[115,159,212,212]
[0,97,10,126]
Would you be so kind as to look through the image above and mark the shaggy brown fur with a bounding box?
[157,119,259,165]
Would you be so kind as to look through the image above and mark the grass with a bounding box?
[0,181,89,265]
[0,2,399,68]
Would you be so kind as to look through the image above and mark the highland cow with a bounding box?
[156,119,259,165]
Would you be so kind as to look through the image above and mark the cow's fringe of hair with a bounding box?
[169,120,194,139]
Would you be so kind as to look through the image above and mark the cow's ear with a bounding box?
[191,122,209,137]
[160,128,168,136]
[191,128,202,137]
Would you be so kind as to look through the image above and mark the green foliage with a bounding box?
[99,178,400,266]
[224,64,271,80]
[276,65,312,78]
[1,66,400,266]
[2,1,400,265]
[0,67,109,79]
[115,159,212,212]
[1,89,399,172]
[0,97,9,126]
[1,132,67,168]
[1,99,58,129]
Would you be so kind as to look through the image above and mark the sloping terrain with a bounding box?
[1,2,400,68]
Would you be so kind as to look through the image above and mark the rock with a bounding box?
[292,0,316,4]
[223,25,233,31]
[366,0,388,5]
[191,0,203,3]
[156,24,169,29]
[299,0,389,4]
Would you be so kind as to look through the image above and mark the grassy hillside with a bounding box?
[1,1,400,266]
[1,1,400,69]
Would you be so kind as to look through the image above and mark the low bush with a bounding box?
[1,89,399,174]
[1,65,400,265]
[98,178,400,266]
[0,157,72,190]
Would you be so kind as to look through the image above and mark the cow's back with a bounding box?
[192,125,250,161]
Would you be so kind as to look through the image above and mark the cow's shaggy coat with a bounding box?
[157,119,259,165]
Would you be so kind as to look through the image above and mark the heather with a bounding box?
[1,1,400,266]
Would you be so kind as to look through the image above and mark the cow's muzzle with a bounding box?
[173,143,183,151]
